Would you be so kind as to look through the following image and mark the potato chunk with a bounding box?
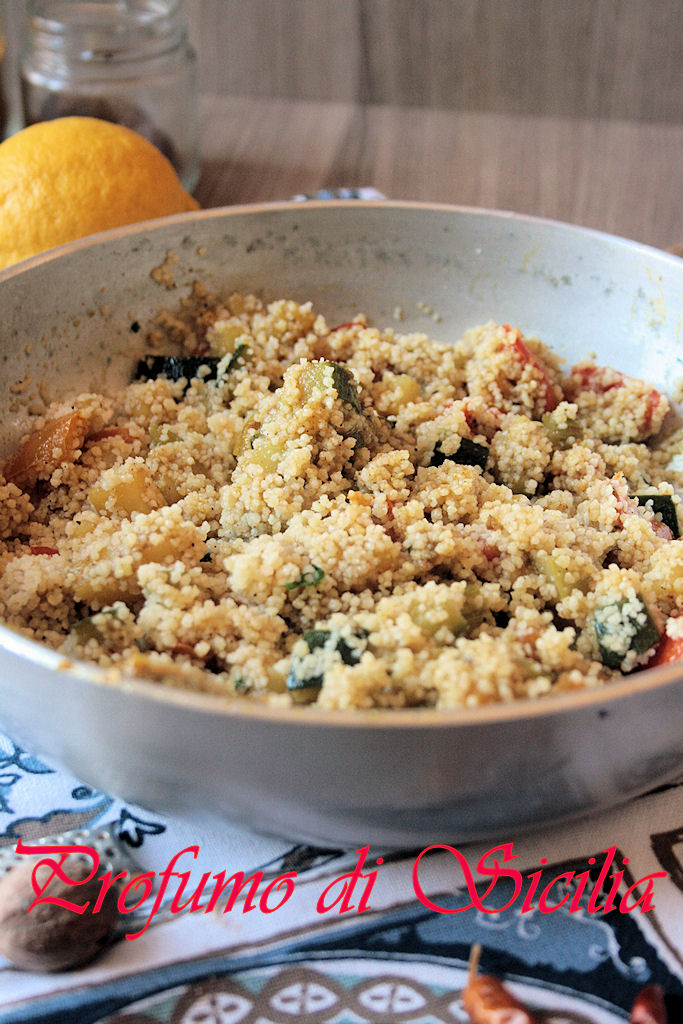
[89,459,166,515]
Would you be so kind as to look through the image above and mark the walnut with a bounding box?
[0,857,120,971]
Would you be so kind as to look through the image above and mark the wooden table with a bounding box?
[193,94,683,253]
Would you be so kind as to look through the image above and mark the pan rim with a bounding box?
[1,617,680,729]
[1,199,681,729]
[0,198,681,283]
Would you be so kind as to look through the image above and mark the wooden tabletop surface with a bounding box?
[193,93,683,254]
[2,2,680,253]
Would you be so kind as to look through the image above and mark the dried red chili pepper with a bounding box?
[630,984,667,1024]
[463,945,540,1024]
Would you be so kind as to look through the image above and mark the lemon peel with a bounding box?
[0,116,199,270]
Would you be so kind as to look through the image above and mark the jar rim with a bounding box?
[25,1,187,62]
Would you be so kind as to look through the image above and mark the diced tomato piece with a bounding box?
[647,619,683,668]
[610,475,637,526]
[461,401,504,439]
[481,541,500,561]
[642,390,662,433]
[463,402,501,430]
[651,520,674,541]
[611,476,673,539]
[29,545,59,556]
[570,368,662,436]
[508,330,559,412]
[571,365,625,393]
[463,404,476,432]
[329,321,361,333]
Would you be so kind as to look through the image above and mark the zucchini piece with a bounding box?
[441,603,488,637]
[430,437,489,470]
[594,595,660,670]
[136,355,220,386]
[70,617,102,643]
[149,424,182,446]
[329,363,363,413]
[70,607,119,643]
[532,551,591,599]
[286,628,366,704]
[225,343,248,372]
[534,552,570,598]
[300,361,363,413]
[541,410,584,447]
[408,583,486,638]
[635,494,680,538]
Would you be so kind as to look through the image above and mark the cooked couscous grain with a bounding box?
[1,293,681,709]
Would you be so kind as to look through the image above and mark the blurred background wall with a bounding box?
[3,1,681,133]
[1,0,680,246]
[184,0,682,123]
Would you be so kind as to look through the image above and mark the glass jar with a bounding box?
[20,0,199,192]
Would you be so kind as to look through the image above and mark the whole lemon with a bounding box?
[0,117,200,270]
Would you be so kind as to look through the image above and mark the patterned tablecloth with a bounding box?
[0,728,681,1024]
[1,190,682,1024]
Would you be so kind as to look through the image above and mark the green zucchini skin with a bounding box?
[136,355,221,386]
[285,566,325,591]
[286,628,366,703]
[541,409,584,447]
[594,596,660,670]
[635,494,680,538]
[327,363,363,413]
[429,437,489,470]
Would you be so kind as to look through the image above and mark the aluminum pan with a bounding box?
[0,201,681,845]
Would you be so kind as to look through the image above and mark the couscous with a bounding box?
[1,287,682,709]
